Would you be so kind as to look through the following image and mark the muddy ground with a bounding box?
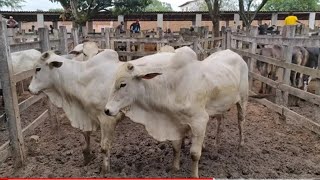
[0,93,320,178]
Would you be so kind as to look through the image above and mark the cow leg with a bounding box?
[293,71,298,87]
[259,63,268,94]
[99,114,122,175]
[215,114,223,146]
[171,139,182,172]
[259,82,265,94]
[82,131,93,165]
[236,100,247,147]
[190,114,209,178]
[290,71,295,87]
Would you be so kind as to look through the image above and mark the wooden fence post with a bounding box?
[59,26,68,54]
[71,28,79,47]
[39,27,59,131]
[221,26,226,50]
[248,26,258,90]
[281,25,295,108]
[315,49,320,123]
[226,27,231,49]
[0,20,26,167]
[100,28,105,48]
[126,41,131,61]
[39,27,50,52]
[105,28,110,49]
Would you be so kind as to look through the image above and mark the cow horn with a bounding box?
[127,63,134,71]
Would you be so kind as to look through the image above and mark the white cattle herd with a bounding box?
[0,40,316,177]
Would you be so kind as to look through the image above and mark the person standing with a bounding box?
[7,16,18,28]
[130,20,140,33]
[116,21,125,33]
[285,12,302,25]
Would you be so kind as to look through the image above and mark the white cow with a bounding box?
[28,50,124,174]
[0,49,42,96]
[11,49,42,74]
[105,47,249,177]
[159,45,175,53]
[67,41,103,61]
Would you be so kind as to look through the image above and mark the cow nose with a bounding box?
[104,109,111,116]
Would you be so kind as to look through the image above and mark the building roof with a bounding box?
[178,0,196,7]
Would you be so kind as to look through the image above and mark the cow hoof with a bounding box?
[100,165,110,176]
[238,142,244,150]
[83,152,94,166]
[202,143,207,152]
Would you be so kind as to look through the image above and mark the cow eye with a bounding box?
[83,53,87,57]
[120,83,126,88]
[36,67,41,72]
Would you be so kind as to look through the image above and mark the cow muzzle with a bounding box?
[104,108,118,116]
[104,109,111,116]
[28,87,39,95]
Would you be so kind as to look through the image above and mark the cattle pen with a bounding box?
[0,19,320,178]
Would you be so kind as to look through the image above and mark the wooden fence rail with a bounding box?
[0,24,72,166]
[230,25,320,135]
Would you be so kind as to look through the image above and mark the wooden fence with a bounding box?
[84,26,224,61]
[0,20,74,168]
[229,25,320,134]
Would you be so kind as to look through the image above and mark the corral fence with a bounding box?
[84,26,224,61]
[0,20,77,168]
[229,25,320,134]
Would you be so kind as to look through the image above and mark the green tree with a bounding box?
[263,0,320,11]
[50,0,112,26]
[113,0,152,15]
[145,0,172,11]
[0,0,25,9]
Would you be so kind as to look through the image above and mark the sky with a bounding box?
[3,0,192,11]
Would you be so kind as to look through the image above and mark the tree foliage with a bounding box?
[113,0,152,15]
[50,0,112,26]
[263,0,320,11]
[0,0,25,9]
[145,0,172,12]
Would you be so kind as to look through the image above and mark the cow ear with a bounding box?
[138,73,162,80]
[41,52,50,61]
[127,63,134,71]
[69,50,82,55]
[49,61,63,68]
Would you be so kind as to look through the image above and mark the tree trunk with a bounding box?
[204,0,221,38]
[212,18,220,37]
